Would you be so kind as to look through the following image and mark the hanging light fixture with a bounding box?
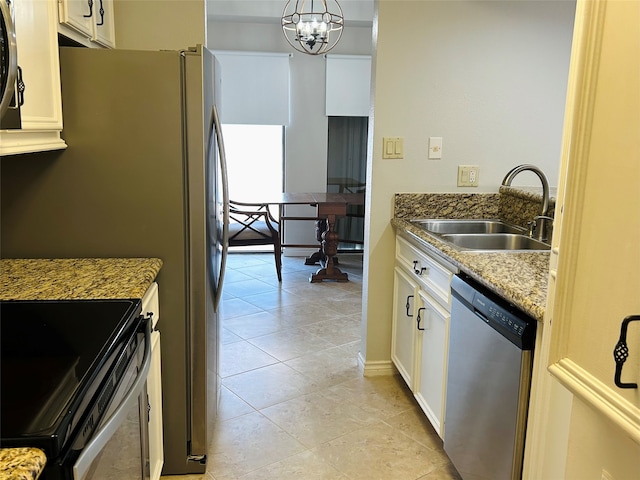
[281,0,344,55]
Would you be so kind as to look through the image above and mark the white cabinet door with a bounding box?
[414,289,450,437]
[58,0,116,48]
[148,331,164,480]
[141,282,163,480]
[91,0,116,48]
[392,265,419,389]
[0,0,66,155]
[57,0,94,39]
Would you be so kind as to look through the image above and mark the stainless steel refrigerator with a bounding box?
[0,45,229,475]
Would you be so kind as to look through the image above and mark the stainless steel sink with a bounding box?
[439,233,551,251]
[409,219,550,251]
[411,219,526,235]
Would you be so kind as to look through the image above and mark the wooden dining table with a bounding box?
[234,192,365,282]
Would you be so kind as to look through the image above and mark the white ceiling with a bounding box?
[208,0,375,26]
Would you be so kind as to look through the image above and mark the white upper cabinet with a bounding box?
[58,0,116,48]
[0,0,66,156]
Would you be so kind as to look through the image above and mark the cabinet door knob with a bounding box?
[613,315,640,389]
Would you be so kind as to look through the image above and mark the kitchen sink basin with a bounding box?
[411,219,526,235]
[439,233,551,251]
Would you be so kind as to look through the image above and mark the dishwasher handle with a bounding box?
[613,315,640,389]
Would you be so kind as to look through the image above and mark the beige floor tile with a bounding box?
[284,346,362,389]
[217,386,254,421]
[312,421,440,480]
[417,463,463,480]
[302,316,362,346]
[222,310,287,339]
[238,450,347,479]
[267,302,347,325]
[241,289,308,310]
[383,408,447,454]
[222,362,319,410]
[320,294,366,316]
[322,375,417,422]
[223,278,276,298]
[208,411,305,479]
[206,253,461,480]
[219,339,278,378]
[220,326,243,345]
[219,297,263,319]
[161,475,212,480]
[247,328,335,361]
[260,392,373,448]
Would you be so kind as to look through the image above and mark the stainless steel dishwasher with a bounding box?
[444,274,537,480]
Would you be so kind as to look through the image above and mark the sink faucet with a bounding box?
[501,164,552,242]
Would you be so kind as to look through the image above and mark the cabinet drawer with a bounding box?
[396,235,456,309]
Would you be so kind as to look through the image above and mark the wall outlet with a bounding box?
[457,165,479,187]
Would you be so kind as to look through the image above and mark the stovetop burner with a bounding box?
[0,299,142,456]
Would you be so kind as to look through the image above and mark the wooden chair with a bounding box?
[228,200,282,281]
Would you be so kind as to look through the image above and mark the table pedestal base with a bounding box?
[309,214,349,283]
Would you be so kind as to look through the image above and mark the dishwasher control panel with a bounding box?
[451,273,537,349]
[473,296,528,336]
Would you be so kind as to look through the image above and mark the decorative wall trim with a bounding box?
[549,359,640,444]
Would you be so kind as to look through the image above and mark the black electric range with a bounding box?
[0,299,144,462]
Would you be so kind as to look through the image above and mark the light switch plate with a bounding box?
[382,137,404,159]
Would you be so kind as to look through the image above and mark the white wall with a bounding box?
[362,0,575,366]
[114,0,205,50]
[207,19,373,247]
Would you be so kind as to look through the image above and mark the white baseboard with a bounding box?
[359,353,397,377]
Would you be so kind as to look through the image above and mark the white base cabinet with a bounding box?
[392,234,456,437]
[141,282,163,480]
[414,289,450,434]
[391,266,419,389]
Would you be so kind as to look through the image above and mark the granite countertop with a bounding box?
[392,189,552,322]
[0,258,163,476]
[0,258,163,301]
[0,448,46,480]
[392,218,548,321]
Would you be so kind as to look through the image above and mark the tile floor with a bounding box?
[162,252,461,480]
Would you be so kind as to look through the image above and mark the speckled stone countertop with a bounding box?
[0,258,162,476]
[0,258,163,301]
[393,189,552,321]
[0,448,46,480]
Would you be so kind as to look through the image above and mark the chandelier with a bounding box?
[281,0,344,55]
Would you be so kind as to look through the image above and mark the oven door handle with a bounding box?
[73,318,152,480]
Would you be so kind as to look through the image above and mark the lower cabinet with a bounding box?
[414,289,450,435]
[148,330,163,480]
[391,266,419,388]
[392,234,456,438]
[142,282,164,480]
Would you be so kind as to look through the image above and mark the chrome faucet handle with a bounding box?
[527,220,536,237]
[532,215,554,243]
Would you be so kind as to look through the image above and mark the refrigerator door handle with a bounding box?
[212,104,229,310]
